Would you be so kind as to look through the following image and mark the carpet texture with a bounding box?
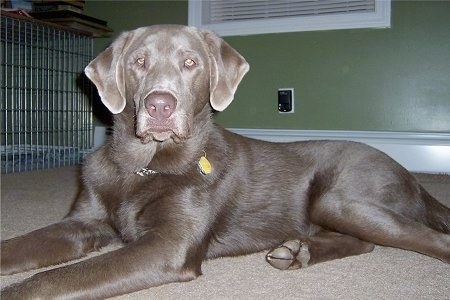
[1,167,449,299]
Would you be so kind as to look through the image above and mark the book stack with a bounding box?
[30,1,113,37]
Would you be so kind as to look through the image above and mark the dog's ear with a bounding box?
[84,31,135,114]
[202,30,250,111]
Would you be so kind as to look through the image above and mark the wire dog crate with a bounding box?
[1,13,93,173]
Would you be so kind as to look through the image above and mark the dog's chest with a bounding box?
[113,200,142,242]
[98,176,156,243]
[104,174,192,243]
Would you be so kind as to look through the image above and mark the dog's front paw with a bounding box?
[266,240,310,270]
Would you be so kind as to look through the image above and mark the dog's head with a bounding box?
[85,25,249,144]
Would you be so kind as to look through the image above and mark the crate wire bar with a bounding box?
[1,13,93,173]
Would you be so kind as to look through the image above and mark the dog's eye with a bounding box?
[184,58,196,68]
[136,57,145,66]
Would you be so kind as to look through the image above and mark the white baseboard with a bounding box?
[229,128,450,174]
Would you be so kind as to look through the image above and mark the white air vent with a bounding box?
[208,0,376,23]
[189,0,391,36]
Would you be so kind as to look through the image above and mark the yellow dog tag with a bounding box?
[198,155,212,175]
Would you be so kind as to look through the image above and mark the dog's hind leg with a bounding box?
[309,195,450,264]
[266,231,374,270]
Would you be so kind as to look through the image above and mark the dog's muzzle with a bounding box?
[135,91,185,143]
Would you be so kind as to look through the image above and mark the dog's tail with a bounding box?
[421,185,450,234]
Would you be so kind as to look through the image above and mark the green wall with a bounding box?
[85,0,188,55]
[85,1,450,133]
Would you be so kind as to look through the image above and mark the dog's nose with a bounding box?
[145,92,177,120]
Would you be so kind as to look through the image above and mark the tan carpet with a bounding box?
[1,166,449,299]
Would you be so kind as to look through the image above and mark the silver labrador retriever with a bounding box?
[2,25,449,299]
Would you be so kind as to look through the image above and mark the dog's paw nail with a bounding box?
[282,240,301,252]
[266,240,301,270]
[266,240,310,270]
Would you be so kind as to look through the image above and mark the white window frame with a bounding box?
[188,0,391,36]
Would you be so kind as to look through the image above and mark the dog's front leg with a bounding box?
[1,233,202,299]
[0,219,117,275]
